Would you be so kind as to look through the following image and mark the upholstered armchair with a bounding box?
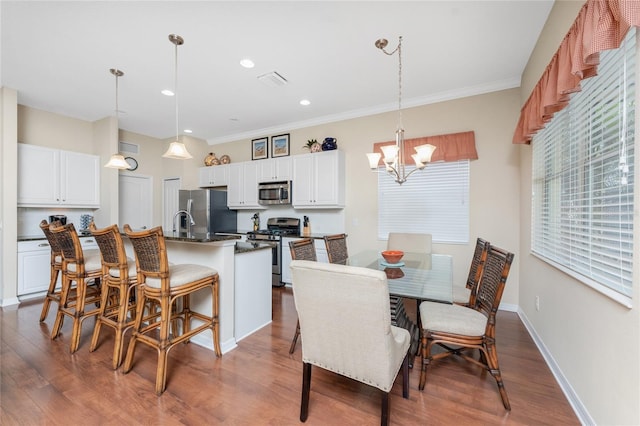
[290,259,410,426]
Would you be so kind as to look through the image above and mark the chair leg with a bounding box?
[111,283,133,369]
[289,319,301,354]
[40,267,60,322]
[51,275,71,340]
[69,278,88,354]
[123,288,147,375]
[402,353,409,399]
[418,334,432,390]
[381,390,390,426]
[89,282,112,354]
[155,296,172,395]
[211,278,222,356]
[484,339,511,411]
[300,362,311,422]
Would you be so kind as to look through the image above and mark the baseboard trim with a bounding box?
[517,308,594,425]
[0,297,20,308]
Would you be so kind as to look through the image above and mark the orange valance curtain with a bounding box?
[372,130,477,163]
[513,0,640,144]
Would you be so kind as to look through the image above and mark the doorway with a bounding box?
[163,177,181,234]
[119,174,152,230]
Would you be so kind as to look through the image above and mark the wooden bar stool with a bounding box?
[122,225,221,395]
[88,223,139,369]
[49,222,102,353]
[38,220,65,322]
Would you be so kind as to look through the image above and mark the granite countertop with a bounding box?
[164,233,241,243]
[20,233,243,243]
[282,233,343,240]
[235,241,276,254]
[18,232,94,242]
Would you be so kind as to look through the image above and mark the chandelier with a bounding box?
[366,36,436,184]
[104,68,130,169]
[162,34,193,160]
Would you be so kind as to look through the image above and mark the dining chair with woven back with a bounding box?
[454,237,490,307]
[122,225,221,395]
[49,222,103,353]
[323,233,348,265]
[38,219,66,322]
[88,222,139,369]
[418,243,515,410]
[288,238,316,354]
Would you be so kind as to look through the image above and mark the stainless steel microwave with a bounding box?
[258,181,292,205]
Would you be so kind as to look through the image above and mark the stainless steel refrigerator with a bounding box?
[174,189,237,236]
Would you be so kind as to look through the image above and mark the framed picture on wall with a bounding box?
[271,133,290,158]
[251,137,268,160]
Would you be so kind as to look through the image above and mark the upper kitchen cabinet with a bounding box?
[198,165,229,188]
[18,144,100,208]
[227,161,264,209]
[292,150,345,208]
[258,157,292,183]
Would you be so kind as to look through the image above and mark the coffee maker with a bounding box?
[48,215,67,225]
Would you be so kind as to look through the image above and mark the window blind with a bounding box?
[378,160,469,244]
[532,28,635,300]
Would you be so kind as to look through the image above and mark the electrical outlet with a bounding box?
[535,296,540,311]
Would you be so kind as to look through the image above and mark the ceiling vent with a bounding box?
[119,141,139,154]
[258,71,288,88]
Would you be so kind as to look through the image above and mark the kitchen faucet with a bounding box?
[173,209,196,237]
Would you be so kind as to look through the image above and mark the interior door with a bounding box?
[163,177,181,235]
[119,175,152,230]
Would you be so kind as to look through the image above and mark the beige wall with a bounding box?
[1,87,19,305]
[209,88,522,306]
[118,130,211,227]
[518,1,639,425]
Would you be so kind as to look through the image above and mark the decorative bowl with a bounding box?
[381,250,404,264]
[384,267,404,279]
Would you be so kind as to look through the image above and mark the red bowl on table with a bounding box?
[381,250,404,264]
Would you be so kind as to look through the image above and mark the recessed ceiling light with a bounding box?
[161,89,174,96]
[300,99,311,106]
[240,58,255,68]
[184,129,193,134]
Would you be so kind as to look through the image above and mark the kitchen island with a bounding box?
[125,234,272,354]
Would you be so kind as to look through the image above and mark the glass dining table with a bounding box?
[347,250,453,361]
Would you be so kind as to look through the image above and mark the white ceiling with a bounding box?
[1,1,554,145]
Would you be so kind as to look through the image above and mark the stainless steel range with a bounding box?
[246,217,300,286]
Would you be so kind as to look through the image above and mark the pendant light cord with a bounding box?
[175,39,179,142]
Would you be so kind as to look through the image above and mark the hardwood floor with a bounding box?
[1,287,578,425]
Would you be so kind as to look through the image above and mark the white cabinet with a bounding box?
[292,150,345,208]
[198,165,229,187]
[258,157,292,183]
[281,237,328,285]
[227,162,263,209]
[17,237,99,296]
[18,144,100,208]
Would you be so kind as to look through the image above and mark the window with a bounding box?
[377,160,469,243]
[532,29,635,304]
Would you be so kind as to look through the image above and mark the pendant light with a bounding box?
[104,68,130,169]
[366,36,436,184]
[162,34,193,160]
